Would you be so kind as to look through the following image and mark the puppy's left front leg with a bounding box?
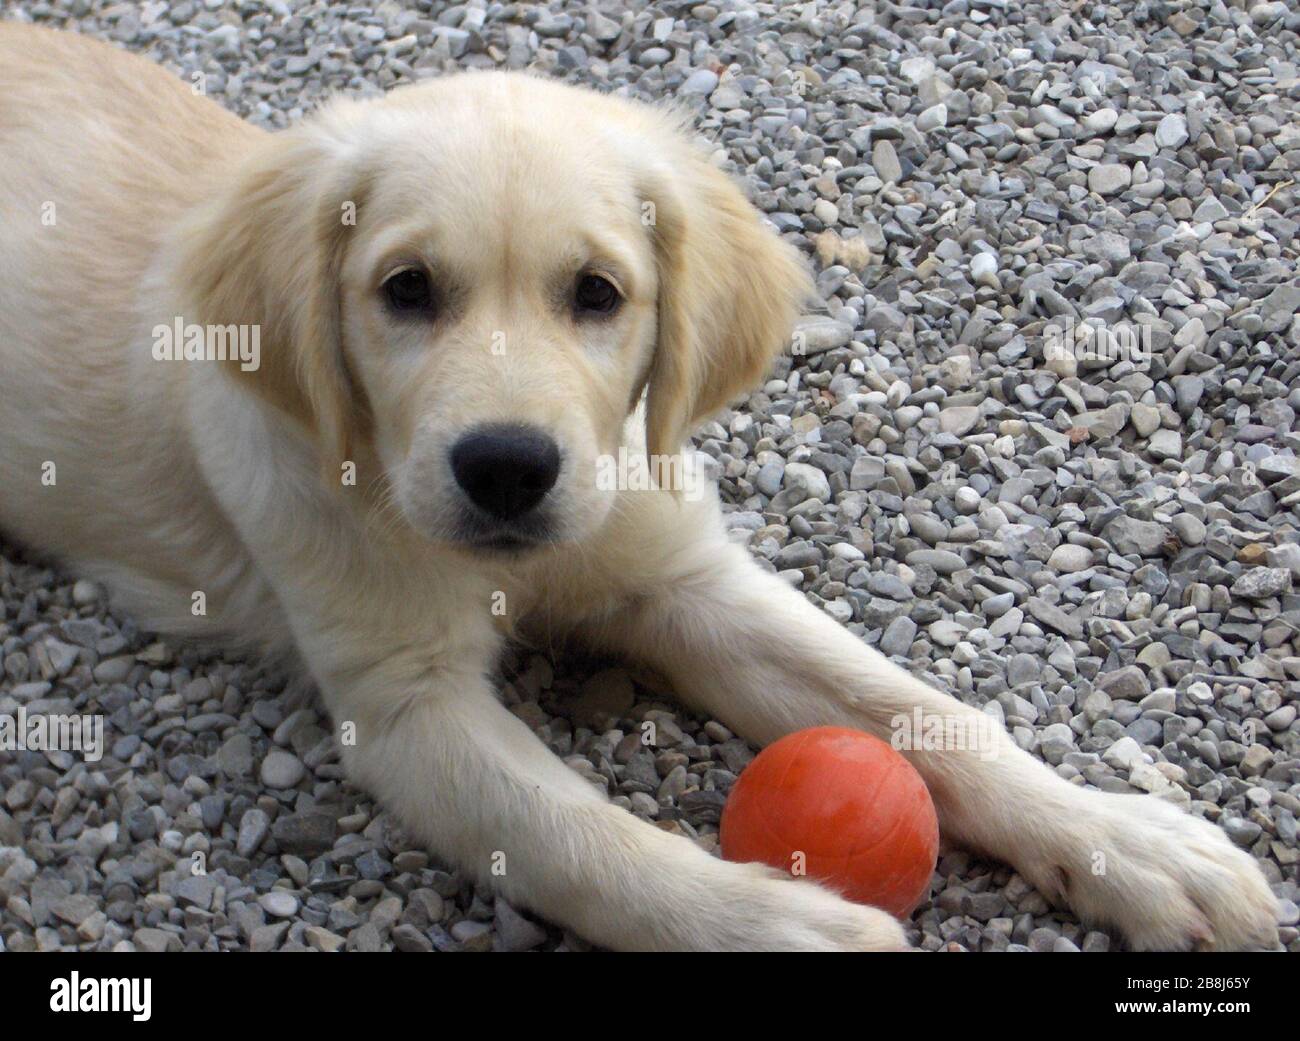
[567,535,1279,951]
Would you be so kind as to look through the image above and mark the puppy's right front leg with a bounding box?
[319,661,907,952]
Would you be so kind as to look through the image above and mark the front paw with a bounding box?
[707,862,913,951]
[1021,792,1279,951]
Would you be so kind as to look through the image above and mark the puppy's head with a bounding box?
[182,72,811,555]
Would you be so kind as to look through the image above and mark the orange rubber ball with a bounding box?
[720,726,939,919]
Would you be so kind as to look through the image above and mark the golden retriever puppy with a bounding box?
[0,24,1279,951]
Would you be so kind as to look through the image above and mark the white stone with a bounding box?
[1155,113,1189,149]
[1088,163,1131,196]
[1083,108,1119,134]
[916,103,947,132]
[1103,736,1144,770]
[970,252,1000,288]
[1048,544,1092,573]
[939,405,981,436]
[782,461,831,503]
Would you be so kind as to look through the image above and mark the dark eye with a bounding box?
[383,268,434,314]
[574,273,621,316]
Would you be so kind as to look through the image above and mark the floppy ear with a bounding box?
[641,151,814,462]
[175,121,368,480]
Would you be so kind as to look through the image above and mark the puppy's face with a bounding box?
[339,80,659,551]
[185,73,812,557]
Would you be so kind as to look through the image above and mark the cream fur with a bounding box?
[0,24,1278,951]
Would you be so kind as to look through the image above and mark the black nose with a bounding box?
[450,425,561,521]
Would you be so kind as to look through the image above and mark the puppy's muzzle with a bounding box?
[450,423,561,522]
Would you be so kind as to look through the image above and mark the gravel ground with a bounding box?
[1,0,1298,953]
